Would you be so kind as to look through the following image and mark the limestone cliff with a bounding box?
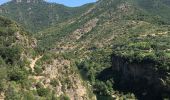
[111,55,170,99]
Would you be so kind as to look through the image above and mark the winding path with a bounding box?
[30,56,43,72]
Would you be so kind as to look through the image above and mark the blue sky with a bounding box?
[0,0,97,7]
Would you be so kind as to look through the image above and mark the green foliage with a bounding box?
[5,87,21,100]
[59,94,70,100]
[37,87,50,97]
[0,0,94,32]
[1,0,170,99]
[50,79,59,87]
[0,67,7,92]
[23,91,35,100]
[0,16,35,100]
[8,67,27,82]
[75,49,114,96]
[34,65,43,75]
[94,81,112,95]
[36,82,44,89]
[0,46,23,64]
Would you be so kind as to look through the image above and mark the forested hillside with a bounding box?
[0,0,93,32]
[0,15,94,100]
[0,0,170,100]
[0,16,37,99]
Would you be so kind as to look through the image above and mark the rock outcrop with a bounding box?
[111,54,170,99]
[13,0,44,3]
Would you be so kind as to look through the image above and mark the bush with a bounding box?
[23,91,35,100]
[5,87,21,100]
[37,87,49,97]
[60,94,70,100]
[0,82,4,92]
[0,46,22,65]
[50,79,59,87]
[34,66,43,75]
[8,68,27,82]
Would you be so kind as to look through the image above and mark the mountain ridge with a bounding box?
[12,0,44,3]
[0,0,170,99]
[0,0,94,32]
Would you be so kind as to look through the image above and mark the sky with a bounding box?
[0,0,97,7]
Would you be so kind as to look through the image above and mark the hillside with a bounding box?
[0,0,170,100]
[0,15,95,100]
[0,16,35,99]
[0,0,93,32]
[37,0,170,49]
[35,0,170,99]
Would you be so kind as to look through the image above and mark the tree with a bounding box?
[8,67,27,82]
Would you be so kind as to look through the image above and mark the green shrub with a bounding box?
[23,91,35,100]
[60,94,70,100]
[8,68,27,82]
[50,79,59,87]
[34,66,43,75]
[37,87,49,97]
[5,87,21,100]
[0,82,4,92]
[36,82,43,89]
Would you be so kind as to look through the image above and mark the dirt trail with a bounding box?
[0,93,5,100]
[30,56,42,71]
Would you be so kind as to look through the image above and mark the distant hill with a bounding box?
[0,0,93,32]
[36,0,170,50]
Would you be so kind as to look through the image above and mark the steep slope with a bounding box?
[1,0,170,99]
[36,0,170,52]
[0,0,93,32]
[0,15,95,100]
[0,16,35,66]
[0,16,37,100]
[35,0,170,99]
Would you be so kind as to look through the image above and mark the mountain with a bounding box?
[35,0,170,99]
[36,0,170,51]
[0,0,93,32]
[0,0,170,100]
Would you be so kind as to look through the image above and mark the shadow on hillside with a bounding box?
[97,67,164,100]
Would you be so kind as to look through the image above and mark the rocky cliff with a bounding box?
[111,54,170,99]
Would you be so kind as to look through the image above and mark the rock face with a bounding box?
[13,0,44,3]
[111,55,170,99]
[31,57,94,100]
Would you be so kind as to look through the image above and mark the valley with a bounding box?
[0,0,170,100]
